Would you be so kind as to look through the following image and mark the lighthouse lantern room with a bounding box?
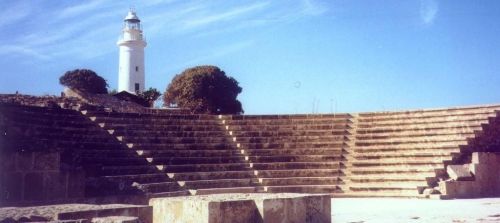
[117,10,147,94]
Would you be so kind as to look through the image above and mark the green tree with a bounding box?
[164,65,243,114]
[59,69,108,94]
[139,87,162,107]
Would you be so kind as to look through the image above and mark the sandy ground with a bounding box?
[332,198,500,223]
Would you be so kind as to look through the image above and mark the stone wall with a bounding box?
[0,151,85,206]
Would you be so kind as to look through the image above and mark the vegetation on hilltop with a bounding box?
[59,69,108,94]
[139,87,162,107]
[164,65,243,114]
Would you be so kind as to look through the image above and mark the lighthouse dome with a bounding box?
[124,10,140,22]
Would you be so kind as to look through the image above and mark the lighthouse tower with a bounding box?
[117,10,147,94]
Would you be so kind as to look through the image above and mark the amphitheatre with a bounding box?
[3,8,500,223]
[2,90,500,222]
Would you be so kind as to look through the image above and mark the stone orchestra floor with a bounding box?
[332,197,500,223]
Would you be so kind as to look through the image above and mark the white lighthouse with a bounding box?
[118,10,147,94]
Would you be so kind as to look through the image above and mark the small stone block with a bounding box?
[447,164,473,181]
[472,152,499,164]
[17,152,33,171]
[24,172,44,201]
[67,170,85,198]
[3,172,23,202]
[34,152,60,171]
[92,216,139,223]
[1,153,17,171]
[44,172,67,200]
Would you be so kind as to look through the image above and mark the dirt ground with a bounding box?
[332,198,500,223]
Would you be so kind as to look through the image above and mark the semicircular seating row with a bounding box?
[2,102,500,201]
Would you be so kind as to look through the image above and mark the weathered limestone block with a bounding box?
[58,206,152,223]
[440,152,500,199]
[34,152,60,171]
[92,216,139,223]
[43,172,67,200]
[24,172,44,201]
[149,193,331,223]
[472,152,499,164]
[1,153,16,171]
[3,172,22,202]
[67,170,86,198]
[17,152,33,171]
[446,164,473,181]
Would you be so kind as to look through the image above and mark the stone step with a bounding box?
[7,118,95,129]
[241,142,345,149]
[108,124,224,132]
[350,157,449,165]
[112,136,231,144]
[355,134,474,146]
[134,181,185,193]
[84,156,247,166]
[85,110,212,119]
[256,169,340,178]
[224,116,349,123]
[355,127,481,140]
[263,185,341,193]
[352,151,459,159]
[110,129,227,138]
[94,117,220,125]
[252,161,341,170]
[168,170,256,181]
[138,149,240,157]
[353,141,466,151]
[235,135,346,143]
[99,163,252,176]
[357,106,499,120]
[357,113,494,126]
[229,129,348,137]
[182,178,255,189]
[102,163,251,174]
[6,125,105,135]
[349,183,423,192]
[356,120,488,132]
[11,133,116,144]
[355,124,483,135]
[244,148,343,156]
[98,173,171,184]
[227,124,349,131]
[225,113,351,120]
[350,166,441,175]
[190,186,259,195]
[129,142,235,150]
[55,140,126,150]
[338,190,421,197]
[147,190,191,198]
[258,176,339,186]
[349,176,430,183]
[248,154,341,163]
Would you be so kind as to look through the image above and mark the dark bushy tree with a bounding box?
[59,69,108,94]
[164,65,243,114]
[138,87,162,107]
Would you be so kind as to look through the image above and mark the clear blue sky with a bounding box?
[1,0,500,114]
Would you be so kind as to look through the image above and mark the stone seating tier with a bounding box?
[3,101,500,202]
